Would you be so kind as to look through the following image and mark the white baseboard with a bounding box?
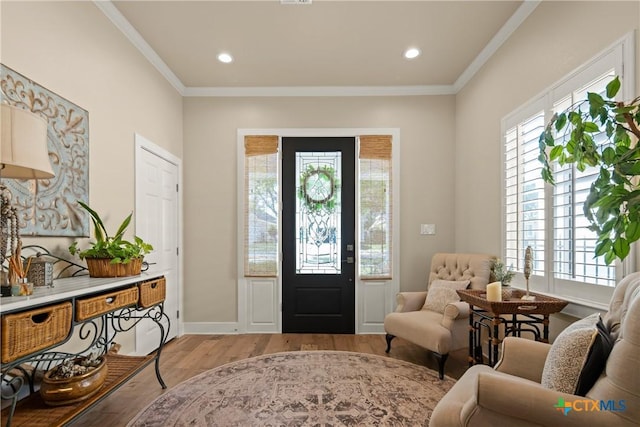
[184,322,388,335]
[358,324,386,334]
[183,322,240,334]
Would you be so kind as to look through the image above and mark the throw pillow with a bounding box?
[541,313,606,394]
[422,280,470,313]
[575,315,614,396]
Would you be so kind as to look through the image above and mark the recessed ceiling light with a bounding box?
[218,53,233,64]
[403,48,421,60]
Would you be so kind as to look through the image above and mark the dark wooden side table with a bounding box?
[457,289,568,367]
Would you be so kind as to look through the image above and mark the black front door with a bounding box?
[282,137,355,333]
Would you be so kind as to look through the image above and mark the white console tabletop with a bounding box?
[0,271,167,314]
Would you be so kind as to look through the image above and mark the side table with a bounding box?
[457,289,568,366]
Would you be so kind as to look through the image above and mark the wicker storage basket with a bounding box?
[1,302,72,363]
[85,258,142,278]
[75,287,139,321]
[138,277,166,308]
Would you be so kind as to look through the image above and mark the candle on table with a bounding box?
[486,281,502,302]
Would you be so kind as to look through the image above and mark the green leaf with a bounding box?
[554,113,567,131]
[114,213,133,241]
[613,237,630,260]
[595,239,612,257]
[549,145,564,161]
[606,77,621,98]
[604,249,616,265]
[78,200,107,242]
[601,147,616,165]
[626,221,640,243]
[583,122,600,132]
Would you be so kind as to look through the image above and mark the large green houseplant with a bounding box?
[69,201,153,277]
[538,77,640,264]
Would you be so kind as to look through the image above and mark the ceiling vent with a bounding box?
[281,0,312,4]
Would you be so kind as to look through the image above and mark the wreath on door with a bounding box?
[298,166,338,213]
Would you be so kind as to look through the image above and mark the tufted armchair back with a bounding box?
[428,252,496,290]
[589,271,640,425]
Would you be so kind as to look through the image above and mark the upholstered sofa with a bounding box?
[430,271,640,427]
[384,253,495,379]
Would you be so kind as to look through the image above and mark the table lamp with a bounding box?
[0,103,54,290]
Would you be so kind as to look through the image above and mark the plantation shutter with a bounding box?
[359,135,392,279]
[244,136,279,277]
[504,110,546,275]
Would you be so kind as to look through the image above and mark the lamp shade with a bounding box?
[0,103,54,179]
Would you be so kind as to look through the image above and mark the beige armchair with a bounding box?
[384,253,495,379]
[430,271,640,427]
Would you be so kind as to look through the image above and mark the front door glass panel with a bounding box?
[295,151,342,274]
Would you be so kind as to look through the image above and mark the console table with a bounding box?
[0,273,169,427]
[457,288,568,367]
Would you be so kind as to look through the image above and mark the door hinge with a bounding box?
[176,183,179,192]
[176,247,179,256]
[177,310,180,319]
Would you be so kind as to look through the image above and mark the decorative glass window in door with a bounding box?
[296,152,342,274]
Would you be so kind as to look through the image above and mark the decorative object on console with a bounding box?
[68,201,153,278]
[1,64,89,237]
[522,246,535,301]
[40,353,107,406]
[8,243,33,296]
[1,104,54,275]
[25,254,54,287]
[486,281,502,302]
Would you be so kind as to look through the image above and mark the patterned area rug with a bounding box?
[128,351,455,426]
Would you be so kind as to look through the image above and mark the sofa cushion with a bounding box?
[575,315,614,396]
[541,313,602,394]
[422,280,470,313]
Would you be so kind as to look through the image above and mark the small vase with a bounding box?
[501,286,513,300]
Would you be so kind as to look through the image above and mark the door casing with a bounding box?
[237,128,400,334]
[134,133,183,353]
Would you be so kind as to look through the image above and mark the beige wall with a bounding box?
[1,1,183,350]
[455,1,640,335]
[183,96,455,322]
[455,1,639,258]
[1,0,182,252]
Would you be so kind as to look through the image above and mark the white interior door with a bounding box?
[135,134,180,354]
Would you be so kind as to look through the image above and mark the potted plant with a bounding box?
[69,201,153,277]
[539,76,639,264]
[40,353,107,406]
[492,259,515,299]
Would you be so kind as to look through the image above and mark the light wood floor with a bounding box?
[72,334,468,426]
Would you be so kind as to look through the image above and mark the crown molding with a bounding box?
[93,0,186,95]
[96,0,539,98]
[183,85,455,97]
[453,0,541,93]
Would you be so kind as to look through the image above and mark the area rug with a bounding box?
[128,351,455,426]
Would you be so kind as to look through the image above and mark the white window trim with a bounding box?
[501,32,636,307]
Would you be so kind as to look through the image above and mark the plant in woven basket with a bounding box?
[492,259,515,286]
[69,201,153,265]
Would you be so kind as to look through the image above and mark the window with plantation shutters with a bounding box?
[244,136,278,277]
[359,135,392,279]
[504,109,546,277]
[551,72,616,286]
[502,35,632,303]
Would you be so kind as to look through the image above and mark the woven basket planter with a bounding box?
[85,258,143,278]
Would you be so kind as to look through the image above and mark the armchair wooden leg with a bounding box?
[434,352,448,380]
[385,334,395,353]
